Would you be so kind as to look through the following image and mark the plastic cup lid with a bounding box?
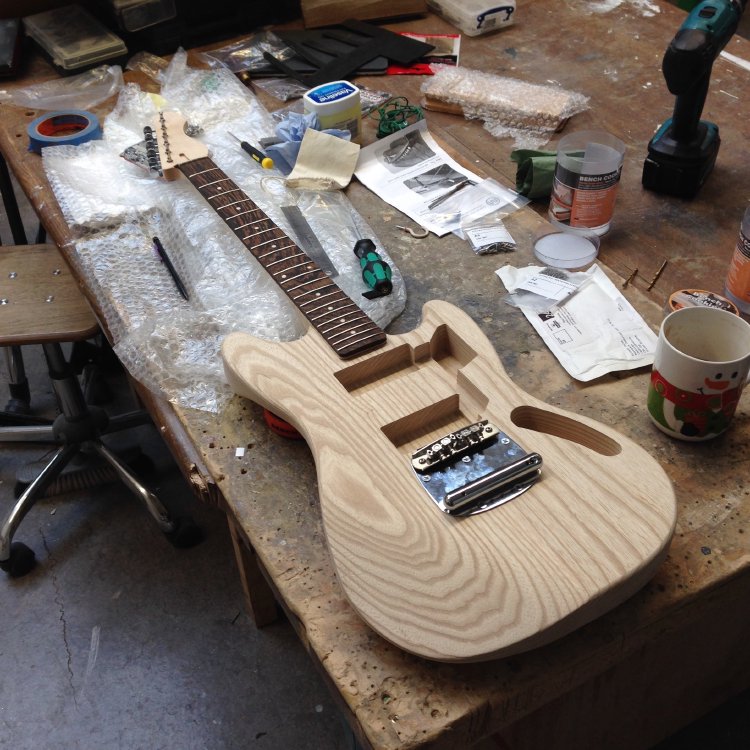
[533,231,599,269]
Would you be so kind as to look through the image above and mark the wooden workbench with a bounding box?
[2,1,750,747]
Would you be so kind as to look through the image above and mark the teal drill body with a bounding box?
[642,0,746,197]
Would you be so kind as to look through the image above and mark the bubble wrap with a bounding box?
[421,65,589,149]
[43,51,406,412]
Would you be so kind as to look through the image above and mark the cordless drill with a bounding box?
[642,0,747,198]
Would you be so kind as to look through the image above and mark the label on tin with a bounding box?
[667,289,739,316]
[725,228,750,305]
[549,162,622,230]
[306,81,356,104]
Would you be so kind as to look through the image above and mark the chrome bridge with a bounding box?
[411,420,542,516]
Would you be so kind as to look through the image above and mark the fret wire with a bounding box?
[328,324,381,344]
[233,220,262,230]
[232,210,264,224]
[249,235,287,250]
[256,243,296,259]
[233,220,265,233]
[206,189,244,201]
[242,227,278,241]
[276,268,322,285]
[286,277,335,295]
[299,290,343,308]
[186,167,217,178]
[320,318,370,336]
[308,302,357,320]
[271,260,313,276]
[216,198,251,211]
[266,252,308,269]
[330,324,384,346]
[200,177,234,189]
[328,318,372,339]
[334,331,386,350]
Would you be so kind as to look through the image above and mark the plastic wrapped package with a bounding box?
[42,52,405,412]
[197,32,294,74]
[421,65,589,148]
[0,65,123,110]
[125,51,169,83]
[44,140,160,231]
[160,48,276,134]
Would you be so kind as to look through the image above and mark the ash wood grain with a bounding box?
[222,299,677,662]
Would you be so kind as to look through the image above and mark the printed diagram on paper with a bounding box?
[354,120,483,236]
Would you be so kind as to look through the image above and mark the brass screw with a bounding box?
[622,268,638,288]
[647,259,668,291]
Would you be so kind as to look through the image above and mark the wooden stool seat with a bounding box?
[0,244,99,345]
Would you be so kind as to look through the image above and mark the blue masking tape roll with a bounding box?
[27,110,102,153]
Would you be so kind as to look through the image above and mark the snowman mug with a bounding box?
[647,306,750,441]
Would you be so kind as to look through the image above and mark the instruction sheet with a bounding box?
[354,120,483,236]
[497,264,657,381]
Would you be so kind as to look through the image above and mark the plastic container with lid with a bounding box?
[533,226,600,270]
[666,289,739,317]
[426,0,516,37]
[548,130,625,236]
[303,80,361,143]
[23,5,127,74]
[107,0,176,32]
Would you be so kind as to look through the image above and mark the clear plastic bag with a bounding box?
[502,266,595,312]
[41,56,405,413]
[0,65,123,110]
[429,178,529,236]
[198,31,294,73]
[460,214,517,255]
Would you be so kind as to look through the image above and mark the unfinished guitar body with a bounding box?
[222,300,677,662]
[139,111,675,662]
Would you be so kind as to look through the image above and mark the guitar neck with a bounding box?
[177,156,387,359]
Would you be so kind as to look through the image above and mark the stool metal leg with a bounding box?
[3,345,31,415]
[88,440,175,533]
[0,423,56,442]
[0,442,80,569]
[0,341,203,577]
[0,152,27,245]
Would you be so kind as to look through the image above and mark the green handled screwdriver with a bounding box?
[228,132,274,169]
[354,239,392,300]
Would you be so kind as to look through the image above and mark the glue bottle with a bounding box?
[724,206,750,316]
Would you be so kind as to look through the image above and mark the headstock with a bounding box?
[144,111,208,180]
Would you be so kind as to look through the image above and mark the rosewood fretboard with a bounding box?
[178,157,387,359]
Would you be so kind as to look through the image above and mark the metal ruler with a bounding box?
[281,205,339,278]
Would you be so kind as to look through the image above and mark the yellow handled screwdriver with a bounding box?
[228,132,274,169]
